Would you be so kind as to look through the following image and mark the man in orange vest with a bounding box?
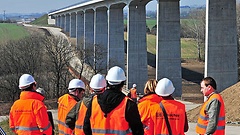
[150,78,188,135]
[83,66,144,135]
[58,79,85,135]
[9,74,52,135]
[65,74,107,135]
[128,83,138,102]
[196,77,225,135]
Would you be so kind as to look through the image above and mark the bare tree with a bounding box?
[0,35,45,101]
[181,9,206,61]
[43,36,73,98]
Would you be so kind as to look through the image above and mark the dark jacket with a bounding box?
[65,94,94,130]
[83,88,144,135]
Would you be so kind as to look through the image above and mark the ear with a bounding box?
[208,85,213,91]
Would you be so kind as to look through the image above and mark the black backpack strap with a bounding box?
[160,102,172,135]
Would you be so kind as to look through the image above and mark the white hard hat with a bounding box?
[90,74,106,90]
[155,78,175,96]
[106,66,126,85]
[19,74,36,89]
[68,79,85,90]
[133,84,137,88]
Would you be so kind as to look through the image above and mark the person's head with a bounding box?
[200,77,216,96]
[90,74,107,94]
[19,74,37,91]
[132,84,137,88]
[155,78,175,97]
[68,79,85,99]
[106,66,126,90]
[144,79,158,95]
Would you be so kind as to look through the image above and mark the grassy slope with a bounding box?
[30,14,49,26]
[0,23,29,43]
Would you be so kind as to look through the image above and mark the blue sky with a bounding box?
[0,0,206,14]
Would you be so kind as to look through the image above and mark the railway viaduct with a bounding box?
[48,0,238,96]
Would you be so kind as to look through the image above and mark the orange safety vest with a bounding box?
[196,93,225,135]
[9,91,52,135]
[58,94,78,135]
[90,96,132,135]
[138,94,162,135]
[74,101,88,135]
[150,100,186,135]
[130,88,137,99]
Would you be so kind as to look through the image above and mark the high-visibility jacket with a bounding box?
[138,94,162,135]
[58,94,79,135]
[130,88,137,99]
[74,101,88,135]
[90,96,132,135]
[9,91,52,135]
[196,93,225,135]
[150,99,186,135]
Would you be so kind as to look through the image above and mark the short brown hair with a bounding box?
[144,79,158,94]
[202,77,217,90]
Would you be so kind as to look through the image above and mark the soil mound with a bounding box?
[187,82,240,123]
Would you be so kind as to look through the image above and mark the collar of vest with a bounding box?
[20,91,44,101]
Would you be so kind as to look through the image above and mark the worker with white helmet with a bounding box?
[128,83,138,102]
[83,66,144,135]
[58,79,85,135]
[150,78,188,135]
[66,74,107,134]
[9,74,52,135]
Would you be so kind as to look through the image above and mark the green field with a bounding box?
[124,32,198,59]
[0,23,29,43]
[0,16,198,59]
[31,14,49,26]
[124,19,156,29]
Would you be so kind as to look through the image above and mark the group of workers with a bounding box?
[9,66,225,135]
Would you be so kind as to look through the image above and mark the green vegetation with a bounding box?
[124,19,156,29]
[125,32,198,59]
[0,119,14,135]
[31,14,49,26]
[0,23,29,42]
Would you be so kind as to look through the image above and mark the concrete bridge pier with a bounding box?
[127,2,149,94]
[55,16,60,27]
[94,7,108,74]
[65,14,70,33]
[60,15,65,30]
[205,0,238,92]
[108,3,126,70]
[70,12,76,38]
[84,9,95,67]
[156,0,182,97]
[76,11,84,49]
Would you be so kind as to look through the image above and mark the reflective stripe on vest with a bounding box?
[92,128,132,135]
[12,121,51,131]
[196,93,225,135]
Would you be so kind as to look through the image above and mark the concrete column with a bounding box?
[127,4,148,94]
[70,12,76,38]
[94,7,108,74]
[61,15,65,29]
[84,9,94,67]
[108,4,125,70]
[76,11,84,49]
[205,0,238,92]
[55,16,59,27]
[156,0,182,97]
[65,14,70,33]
